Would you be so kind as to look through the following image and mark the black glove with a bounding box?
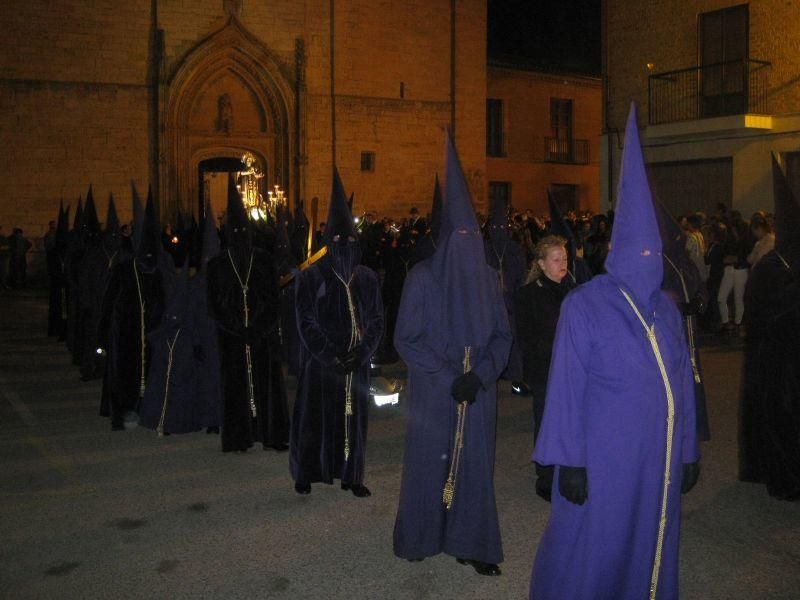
[679,293,706,316]
[193,345,206,362]
[451,371,482,405]
[334,350,359,374]
[558,466,588,505]
[681,461,700,494]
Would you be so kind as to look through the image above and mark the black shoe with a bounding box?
[341,482,371,497]
[294,482,311,495]
[456,558,501,576]
[407,558,424,563]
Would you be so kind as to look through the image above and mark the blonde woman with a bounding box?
[513,235,573,501]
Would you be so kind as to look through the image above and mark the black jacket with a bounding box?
[513,275,573,387]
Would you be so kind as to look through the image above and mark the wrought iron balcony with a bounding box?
[648,59,771,126]
[544,137,589,165]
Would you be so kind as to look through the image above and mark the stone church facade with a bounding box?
[0,0,487,234]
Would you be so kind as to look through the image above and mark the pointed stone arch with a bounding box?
[161,16,296,219]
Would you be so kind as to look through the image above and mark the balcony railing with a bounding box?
[648,59,771,125]
[544,137,589,165]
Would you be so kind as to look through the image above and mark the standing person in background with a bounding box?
[514,235,574,501]
[8,228,32,288]
[685,215,707,282]
[703,222,727,332]
[747,216,775,267]
[717,211,753,335]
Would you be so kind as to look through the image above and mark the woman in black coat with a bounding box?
[513,235,574,500]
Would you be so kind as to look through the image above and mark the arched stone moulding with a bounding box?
[162,15,296,221]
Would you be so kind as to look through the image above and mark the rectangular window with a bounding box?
[486,99,504,157]
[699,4,749,117]
[489,181,510,211]
[360,151,375,172]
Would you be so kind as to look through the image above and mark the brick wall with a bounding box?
[0,0,487,244]
[606,0,800,131]
[487,67,602,215]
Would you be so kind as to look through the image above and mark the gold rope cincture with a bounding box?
[332,270,362,462]
[663,255,701,384]
[618,288,675,600]
[442,345,472,510]
[775,251,791,271]
[103,248,118,271]
[228,250,257,418]
[157,329,181,437]
[492,244,507,293]
[133,261,147,399]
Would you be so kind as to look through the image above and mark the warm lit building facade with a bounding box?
[0,0,487,238]
[486,63,602,216]
[601,1,800,217]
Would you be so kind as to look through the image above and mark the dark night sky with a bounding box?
[488,0,601,75]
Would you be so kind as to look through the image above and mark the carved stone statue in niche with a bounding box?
[223,0,242,16]
[216,93,233,135]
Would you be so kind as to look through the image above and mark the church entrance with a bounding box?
[161,17,296,222]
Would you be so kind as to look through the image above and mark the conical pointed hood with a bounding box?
[225,173,252,263]
[104,193,121,252]
[72,196,84,232]
[274,204,295,275]
[430,175,443,239]
[324,167,360,278]
[137,187,162,267]
[605,103,663,308]
[325,168,358,243]
[347,191,354,213]
[201,201,220,266]
[772,153,800,270]
[652,195,701,301]
[431,131,496,354]
[56,200,70,256]
[487,190,511,247]
[549,191,577,261]
[131,181,145,252]
[84,185,100,235]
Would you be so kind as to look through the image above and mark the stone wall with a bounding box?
[0,0,487,244]
[486,67,602,215]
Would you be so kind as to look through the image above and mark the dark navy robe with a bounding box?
[530,275,699,599]
[485,238,526,381]
[393,260,512,564]
[290,260,384,486]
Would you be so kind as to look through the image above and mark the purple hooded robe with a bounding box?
[530,104,699,600]
[393,133,512,564]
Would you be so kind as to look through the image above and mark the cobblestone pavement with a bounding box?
[1,292,798,599]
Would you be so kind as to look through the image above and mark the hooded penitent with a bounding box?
[738,154,800,500]
[291,198,310,263]
[484,191,526,382]
[290,167,384,490]
[530,103,698,600]
[411,176,444,266]
[64,195,84,352]
[324,168,361,280]
[98,186,166,430]
[653,195,710,442]
[206,175,288,452]
[548,192,592,285]
[69,186,99,367]
[393,131,512,565]
[76,187,121,381]
[131,181,145,255]
[47,201,69,337]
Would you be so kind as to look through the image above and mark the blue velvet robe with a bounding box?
[530,275,699,600]
[290,260,384,485]
[393,260,512,564]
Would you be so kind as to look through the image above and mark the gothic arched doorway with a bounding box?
[162,17,295,222]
